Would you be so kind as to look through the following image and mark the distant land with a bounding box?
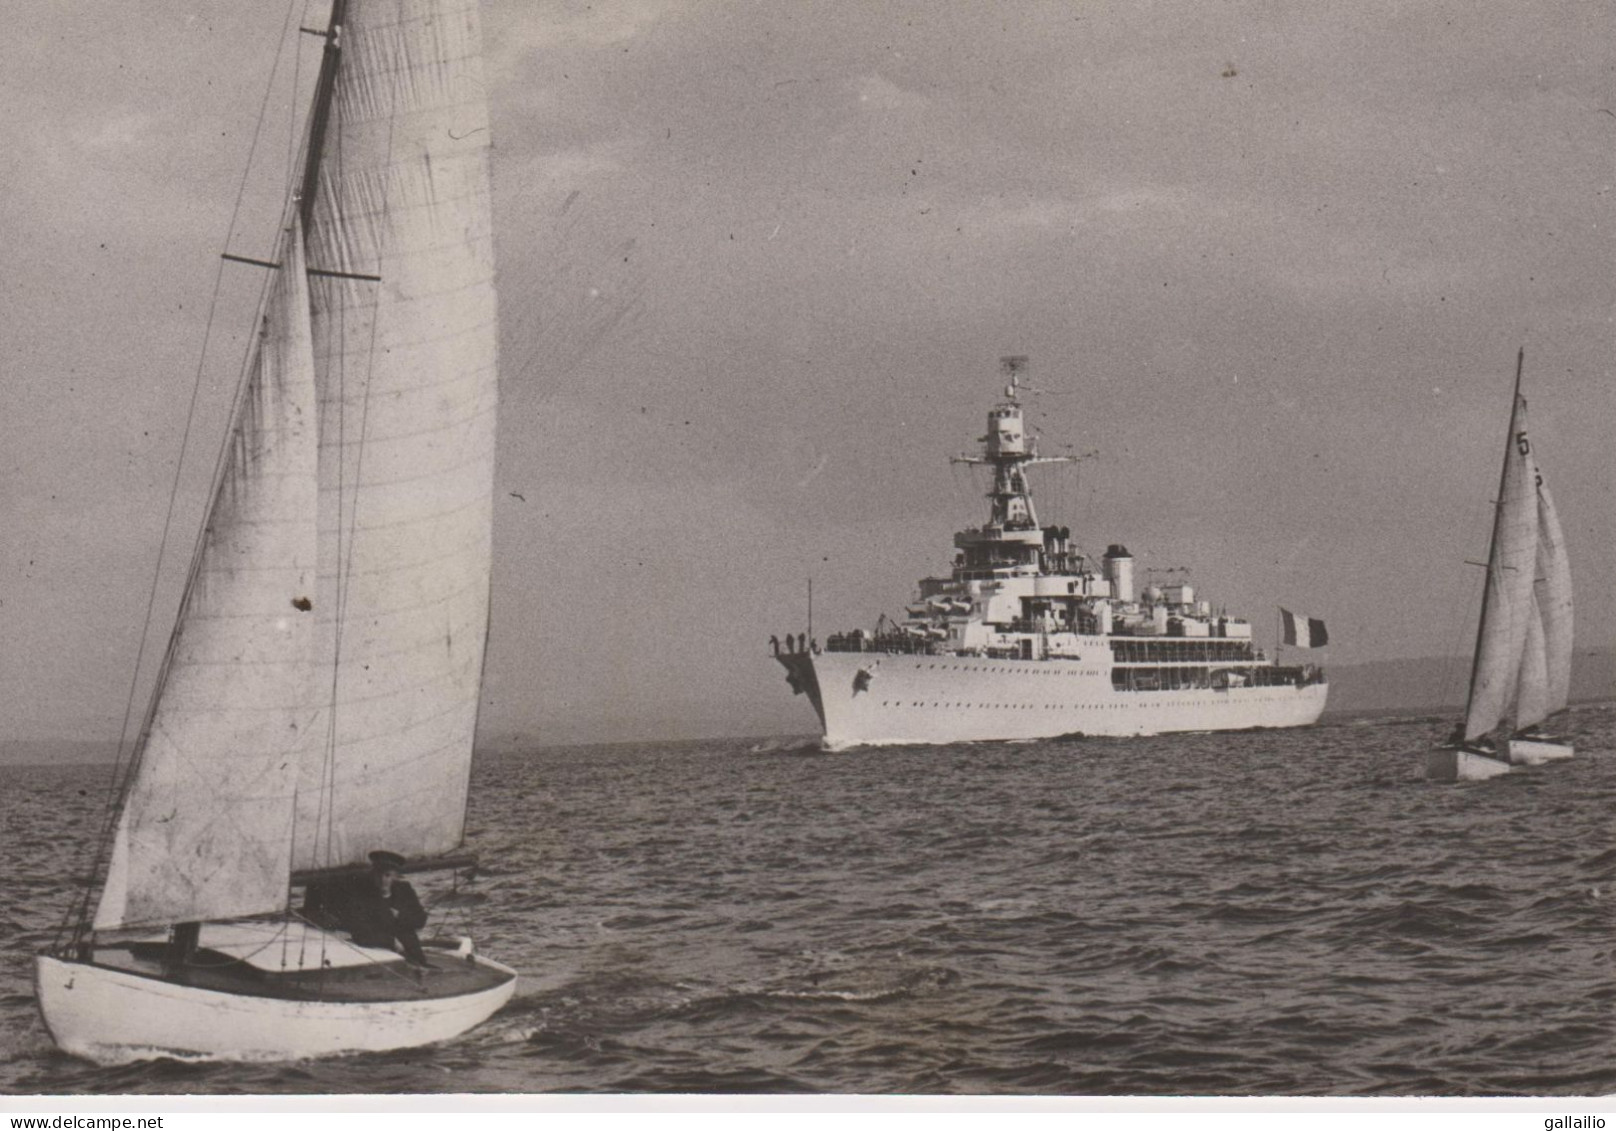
[0,740,121,767]
[4,649,1610,764]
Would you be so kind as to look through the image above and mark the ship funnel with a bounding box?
[1103,544,1134,602]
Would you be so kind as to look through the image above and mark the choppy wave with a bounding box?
[3,709,1613,1095]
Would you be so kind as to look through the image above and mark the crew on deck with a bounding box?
[304,849,430,966]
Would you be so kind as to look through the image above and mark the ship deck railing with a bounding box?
[1109,639,1259,664]
[1111,663,1325,692]
[822,632,1325,678]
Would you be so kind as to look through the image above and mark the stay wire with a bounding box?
[55,0,306,954]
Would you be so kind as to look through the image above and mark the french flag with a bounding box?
[1280,609,1328,648]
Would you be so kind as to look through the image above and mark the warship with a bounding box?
[774,361,1328,750]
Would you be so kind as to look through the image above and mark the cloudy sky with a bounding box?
[3,0,1611,747]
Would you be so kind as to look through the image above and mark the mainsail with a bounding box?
[1514,593,1551,732]
[296,0,498,870]
[95,221,322,930]
[1462,386,1538,743]
[1534,478,1574,718]
[93,0,496,926]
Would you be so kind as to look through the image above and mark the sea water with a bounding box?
[2,707,1612,1096]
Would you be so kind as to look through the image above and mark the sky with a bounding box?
[2,0,1612,748]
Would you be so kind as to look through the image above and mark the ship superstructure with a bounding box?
[774,362,1327,750]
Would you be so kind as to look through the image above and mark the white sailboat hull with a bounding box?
[35,950,516,1065]
[1426,746,1513,782]
[1508,736,1575,765]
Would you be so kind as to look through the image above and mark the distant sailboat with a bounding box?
[1428,350,1573,782]
[35,0,516,1062]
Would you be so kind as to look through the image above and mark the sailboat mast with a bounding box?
[1460,347,1526,724]
[298,0,348,228]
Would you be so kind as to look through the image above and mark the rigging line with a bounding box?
[69,73,301,957]
[55,0,306,954]
[285,1,309,197]
[466,528,497,851]
[177,923,303,969]
[315,0,407,874]
[313,54,347,878]
[276,911,436,988]
[289,0,356,880]
[133,17,307,909]
[1437,479,1497,716]
[284,0,347,911]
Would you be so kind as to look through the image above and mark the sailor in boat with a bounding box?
[304,850,431,967]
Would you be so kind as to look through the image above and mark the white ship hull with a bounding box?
[782,650,1327,750]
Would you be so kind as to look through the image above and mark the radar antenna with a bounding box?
[997,353,1069,398]
[999,355,1029,400]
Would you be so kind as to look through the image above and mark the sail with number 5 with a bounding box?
[1429,349,1575,781]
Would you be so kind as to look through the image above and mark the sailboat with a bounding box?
[1427,350,1573,782]
[35,0,517,1062]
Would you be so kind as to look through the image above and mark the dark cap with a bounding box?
[368,850,407,871]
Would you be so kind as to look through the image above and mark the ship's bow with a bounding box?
[775,651,826,733]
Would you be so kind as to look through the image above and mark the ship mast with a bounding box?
[951,357,1082,531]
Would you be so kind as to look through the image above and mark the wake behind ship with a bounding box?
[774,362,1328,750]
